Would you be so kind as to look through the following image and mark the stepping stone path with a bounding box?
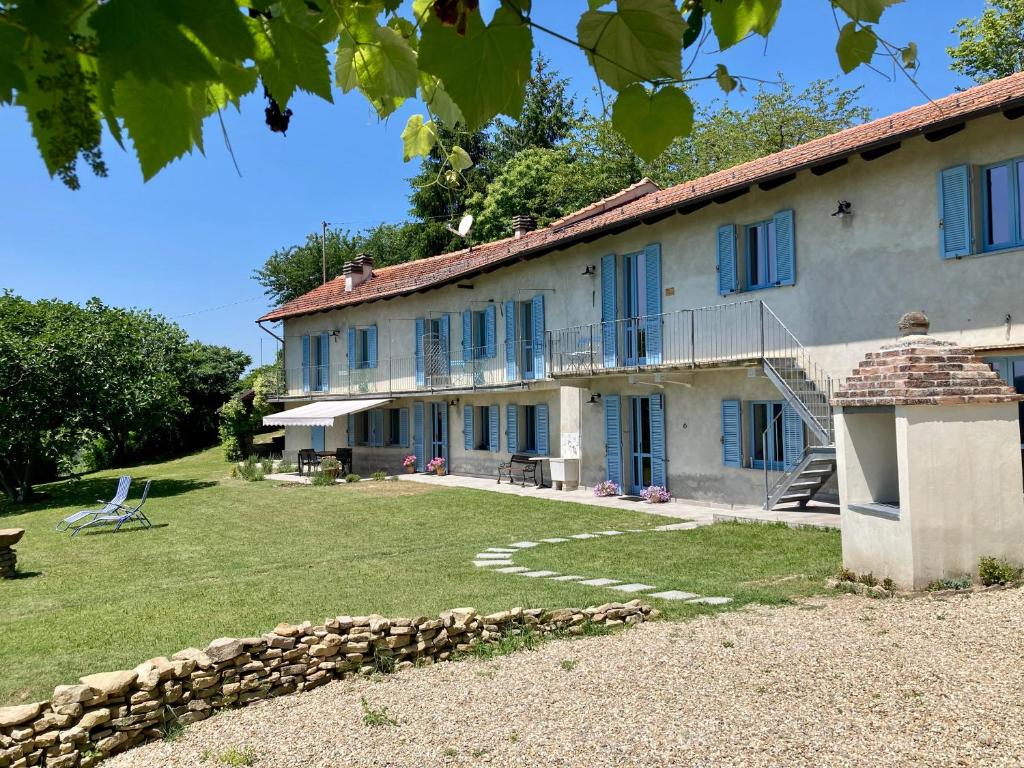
[473,525,733,605]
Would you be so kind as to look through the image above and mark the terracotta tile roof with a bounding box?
[259,72,1024,323]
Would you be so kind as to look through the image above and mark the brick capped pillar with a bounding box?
[831,312,1024,589]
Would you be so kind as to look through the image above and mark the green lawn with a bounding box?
[0,447,840,704]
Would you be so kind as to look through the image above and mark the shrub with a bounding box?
[882,577,895,592]
[640,485,670,503]
[927,576,972,591]
[276,461,296,473]
[310,471,336,486]
[345,473,361,483]
[319,456,340,474]
[978,556,1023,586]
[859,572,877,587]
[593,480,620,497]
[835,567,857,583]
[371,470,388,481]
[237,455,264,482]
[260,457,274,475]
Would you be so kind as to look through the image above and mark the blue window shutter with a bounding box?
[438,404,448,458]
[318,332,329,391]
[604,395,622,486]
[347,414,354,446]
[939,165,973,258]
[650,393,666,487]
[536,403,549,456]
[301,334,311,392]
[721,399,742,467]
[462,309,472,360]
[532,293,545,378]
[506,403,518,453]
[782,402,804,470]
[374,409,385,447]
[601,254,618,368]
[312,425,325,452]
[439,314,450,375]
[347,328,356,369]
[504,300,517,380]
[415,318,425,386]
[367,325,378,369]
[717,225,738,295]
[413,401,425,470]
[489,405,499,452]
[773,210,796,286]
[399,407,410,447]
[485,304,497,358]
[644,243,663,364]
[463,405,473,450]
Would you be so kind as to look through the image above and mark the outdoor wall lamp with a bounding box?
[581,264,597,276]
[831,200,853,217]
[587,393,602,404]
[449,398,459,407]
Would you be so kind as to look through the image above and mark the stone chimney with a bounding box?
[512,214,536,238]
[343,254,374,292]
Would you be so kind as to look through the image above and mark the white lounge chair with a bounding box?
[56,476,131,532]
[70,480,153,537]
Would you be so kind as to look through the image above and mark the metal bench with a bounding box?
[497,454,537,487]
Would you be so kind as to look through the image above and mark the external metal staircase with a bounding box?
[758,306,837,510]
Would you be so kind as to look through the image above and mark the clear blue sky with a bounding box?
[0,1,984,368]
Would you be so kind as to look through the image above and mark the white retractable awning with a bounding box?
[263,399,392,427]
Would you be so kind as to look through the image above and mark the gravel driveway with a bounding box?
[107,589,1024,768]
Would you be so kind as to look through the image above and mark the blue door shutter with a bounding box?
[463,405,473,450]
[773,210,795,286]
[373,409,385,447]
[781,402,805,470]
[939,164,973,258]
[367,325,378,369]
[439,315,450,374]
[462,309,472,360]
[536,403,549,456]
[644,243,663,364]
[717,225,738,295]
[504,300,517,380]
[488,405,499,452]
[413,401,425,470]
[318,332,330,391]
[721,399,742,467]
[301,334,311,392]
[347,328,356,370]
[484,304,497,358]
[399,407,410,448]
[347,414,354,447]
[506,403,518,453]
[650,393,666,487]
[415,318,425,386]
[311,425,325,452]
[438,404,448,458]
[604,395,622,487]
[600,253,618,368]
[532,293,545,378]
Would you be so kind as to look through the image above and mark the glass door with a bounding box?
[429,402,447,471]
[750,401,784,470]
[519,301,535,380]
[628,396,653,495]
[623,251,647,366]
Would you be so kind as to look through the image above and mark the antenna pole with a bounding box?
[321,220,328,285]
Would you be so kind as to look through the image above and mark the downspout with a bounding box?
[257,320,284,344]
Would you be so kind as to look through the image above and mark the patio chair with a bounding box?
[298,449,321,476]
[56,476,131,532]
[70,480,153,537]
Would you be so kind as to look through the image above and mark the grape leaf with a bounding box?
[833,0,903,24]
[0,20,27,104]
[611,84,693,162]
[401,114,437,161]
[707,0,782,50]
[89,0,217,84]
[115,74,198,179]
[171,0,255,61]
[836,21,877,73]
[419,5,532,129]
[349,23,419,117]
[249,15,333,107]
[577,0,684,90]
[715,64,738,94]
[901,41,918,69]
[419,73,465,127]
[449,145,473,171]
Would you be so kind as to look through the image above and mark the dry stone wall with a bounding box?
[0,602,656,768]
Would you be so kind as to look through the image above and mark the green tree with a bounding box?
[219,373,273,462]
[0,0,916,188]
[949,0,1024,84]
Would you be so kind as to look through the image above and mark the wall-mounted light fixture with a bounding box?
[449,398,459,407]
[581,264,597,276]
[831,200,853,218]
[587,393,602,404]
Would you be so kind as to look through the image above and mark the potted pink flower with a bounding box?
[402,455,417,473]
[427,456,446,475]
[640,485,671,504]
[593,480,620,497]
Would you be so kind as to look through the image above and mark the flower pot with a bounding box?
[405,465,415,474]
[322,469,338,482]
[434,467,445,476]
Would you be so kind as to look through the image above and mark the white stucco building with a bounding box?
[258,73,1024,510]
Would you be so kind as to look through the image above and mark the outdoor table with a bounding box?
[527,456,549,488]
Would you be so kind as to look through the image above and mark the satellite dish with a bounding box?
[448,214,474,238]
